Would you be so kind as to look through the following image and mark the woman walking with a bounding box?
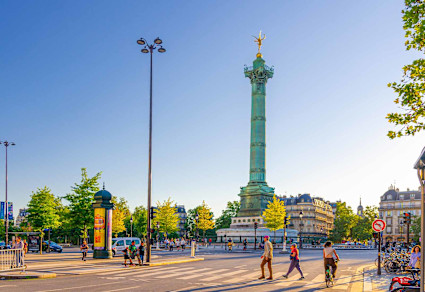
[409,245,421,269]
[80,240,89,261]
[282,243,304,280]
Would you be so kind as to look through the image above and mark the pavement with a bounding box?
[0,247,378,291]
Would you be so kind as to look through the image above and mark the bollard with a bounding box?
[191,239,196,258]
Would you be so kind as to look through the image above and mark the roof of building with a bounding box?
[380,188,421,201]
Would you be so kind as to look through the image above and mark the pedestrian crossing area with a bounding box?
[95,265,357,291]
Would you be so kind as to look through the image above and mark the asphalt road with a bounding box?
[0,247,375,292]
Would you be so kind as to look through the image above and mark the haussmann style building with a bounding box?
[378,185,421,243]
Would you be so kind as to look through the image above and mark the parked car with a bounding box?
[42,241,63,253]
[111,237,141,256]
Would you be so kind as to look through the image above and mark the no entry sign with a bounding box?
[372,219,386,232]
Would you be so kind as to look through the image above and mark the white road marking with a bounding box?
[158,268,212,279]
[201,269,248,282]
[134,267,195,278]
[332,275,352,290]
[275,273,309,287]
[364,275,373,291]
[106,286,141,292]
[38,281,122,291]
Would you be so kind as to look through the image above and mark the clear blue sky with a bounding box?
[1,1,423,218]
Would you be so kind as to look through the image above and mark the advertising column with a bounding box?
[94,208,106,251]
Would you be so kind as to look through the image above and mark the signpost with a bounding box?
[372,219,386,275]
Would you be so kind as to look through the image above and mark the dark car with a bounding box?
[42,241,63,253]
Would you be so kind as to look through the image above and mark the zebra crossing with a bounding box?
[95,265,357,291]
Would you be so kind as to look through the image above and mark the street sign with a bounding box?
[372,219,386,232]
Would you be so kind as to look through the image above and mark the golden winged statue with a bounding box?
[253,31,266,57]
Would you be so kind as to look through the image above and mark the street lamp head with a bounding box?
[137,38,146,45]
[130,215,133,223]
[11,142,15,146]
[154,37,162,45]
[299,211,303,219]
[195,214,199,221]
[157,47,166,53]
[141,48,149,53]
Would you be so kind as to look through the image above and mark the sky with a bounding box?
[0,1,424,219]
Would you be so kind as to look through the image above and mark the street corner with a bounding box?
[0,271,56,280]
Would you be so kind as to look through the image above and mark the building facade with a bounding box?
[378,185,420,243]
[175,205,187,237]
[15,208,29,227]
[279,194,335,240]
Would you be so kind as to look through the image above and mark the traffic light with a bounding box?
[373,232,378,239]
[150,207,156,220]
[403,212,411,224]
[284,217,288,226]
[254,222,258,229]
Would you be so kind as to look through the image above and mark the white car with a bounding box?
[111,237,141,256]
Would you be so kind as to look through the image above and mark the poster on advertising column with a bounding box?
[94,208,105,250]
[8,202,13,220]
[0,202,4,220]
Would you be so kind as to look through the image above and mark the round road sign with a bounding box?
[372,219,386,232]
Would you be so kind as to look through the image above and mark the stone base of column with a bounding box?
[93,250,113,259]
[237,182,275,217]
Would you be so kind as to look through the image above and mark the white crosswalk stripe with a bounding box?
[275,273,309,287]
[134,267,195,278]
[332,275,352,290]
[158,268,212,279]
[201,269,248,282]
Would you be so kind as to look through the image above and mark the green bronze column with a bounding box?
[237,37,275,217]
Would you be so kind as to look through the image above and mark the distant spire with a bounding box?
[103,182,105,190]
[360,196,362,206]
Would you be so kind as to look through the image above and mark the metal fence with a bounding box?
[0,249,25,272]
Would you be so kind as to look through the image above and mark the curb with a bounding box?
[146,257,204,267]
[0,273,57,280]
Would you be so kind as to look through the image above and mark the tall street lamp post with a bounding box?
[299,211,303,249]
[156,222,160,250]
[195,213,199,251]
[413,148,425,291]
[130,215,133,238]
[0,141,15,246]
[136,36,166,264]
[282,216,288,253]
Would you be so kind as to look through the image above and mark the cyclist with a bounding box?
[228,238,233,252]
[323,241,340,278]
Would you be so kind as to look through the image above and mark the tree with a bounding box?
[411,215,421,242]
[186,206,201,237]
[329,202,356,243]
[215,201,240,230]
[387,1,425,138]
[352,206,378,241]
[261,194,287,242]
[64,168,101,242]
[155,198,179,237]
[132,205,148,238]
[27,187,61,237]
[111,196,129,237]
[197,201,215,242]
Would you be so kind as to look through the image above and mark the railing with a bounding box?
[0,249,25,272]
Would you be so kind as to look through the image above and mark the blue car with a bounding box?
[43,241,63,253]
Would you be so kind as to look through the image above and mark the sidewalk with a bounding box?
[363,265,401,292]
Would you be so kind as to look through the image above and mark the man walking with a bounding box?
[259,235,273,280]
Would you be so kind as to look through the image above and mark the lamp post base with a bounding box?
[93,250,113,259]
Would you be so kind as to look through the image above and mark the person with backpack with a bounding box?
[123,246,134,267]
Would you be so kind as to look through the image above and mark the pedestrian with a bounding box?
[258,235,273,280]
[243,238,248,251]
[123,246,134,266]
[209,238,212,246]
[23,239,28,255]
[181,238,186,251]
[13,237,24,267]
[80,240,89,261]
[323,241,340,278]
[169,239,174,251]
[136,242,145,266]
[129,241,137,263]
[228,238,233,252]
[409,245,421,269]
[176,238,180,251]
[282,243,304,280]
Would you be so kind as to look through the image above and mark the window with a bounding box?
[386,227,391,234]
[238,220,241,223]
[387,211,392,216]
[116,240,124,246]
[387,195,392,200]
[243,219,246,222]
[400,194,404,200]
[247,219,251,222]
[126,240,133,245]
[411,210,415,216]
[411,194,416,199]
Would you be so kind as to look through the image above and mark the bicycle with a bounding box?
[325,259,339,288]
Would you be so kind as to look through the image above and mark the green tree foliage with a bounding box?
[27,187,61,234]
[352,206,378,241]
[329,202,356,242]
[197,201,215,241]
[215,201,240,230]
[155,198,179,237]
[64,168,101,240]
[262,195,287,242]
[387,1,425,138]
[132,205,148,238]
[111,196,129,237]
[186,206,201,237]
[411,215,421,242]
